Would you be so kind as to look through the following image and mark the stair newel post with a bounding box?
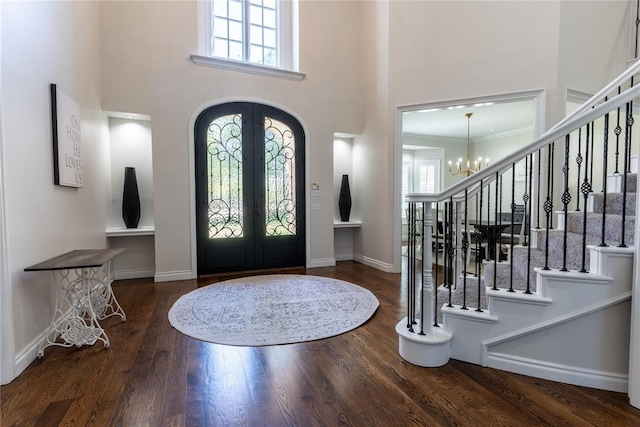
[525,154,534,294]
[580,124,593,273]
[619,101,632,248]
[493,171,499,291]
[561,134,571,272]
[421,202,433,335]
[508,163,516,293]
[600,106,610,248]
[543,143,554,271]
[476,180,483,312]
[461,189,468,310]
[576,127,583,211]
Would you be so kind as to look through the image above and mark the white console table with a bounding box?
[24,249,127,357]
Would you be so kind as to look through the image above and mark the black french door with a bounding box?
[195,102,305,275]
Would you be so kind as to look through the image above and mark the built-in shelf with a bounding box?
[106,226,155,237]
[333,220,362,229]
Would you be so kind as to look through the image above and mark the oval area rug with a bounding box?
[168,274,379,346]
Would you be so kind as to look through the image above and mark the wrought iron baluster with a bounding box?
[509,163,515,293]
[407,201,415,330]
[419,201,425,336]
[600,107,610,247]
[590,121,595,188]
[461,189,469,310]
[493,171,499,291]
[619,102,632,248]
[536,149,542,229]
[580,124,592,273]
[543,144,554,271]
[575,127,583,211]
[522,155,530,247]
[615,87,622,174]
[550,141,555,229]
[476,180,483,312]
[561,134,571,272]
[447,201,455,307]
[434,203,440,328]
[525,154,534,294]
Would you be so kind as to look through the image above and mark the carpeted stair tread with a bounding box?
[564,212,635,245]
[588,192,636,216]
[436,276,487,321]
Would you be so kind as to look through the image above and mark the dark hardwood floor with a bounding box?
[2,261,640,426]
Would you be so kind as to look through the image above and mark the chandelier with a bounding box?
[448,112,489,177]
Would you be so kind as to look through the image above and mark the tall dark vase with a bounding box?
[122,167,141,228]
[338,174,352,222]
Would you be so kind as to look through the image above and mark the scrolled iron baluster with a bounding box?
[575,127,583,211]
[476,180,483,312]
[543,144,554,271]
[561,134,571,272]
[600,107,610,247]
[580,124,592,273]
[447,199,455,307]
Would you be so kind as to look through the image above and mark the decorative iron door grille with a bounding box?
[195,102,305,275]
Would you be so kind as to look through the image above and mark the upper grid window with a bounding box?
[211,0,284,67]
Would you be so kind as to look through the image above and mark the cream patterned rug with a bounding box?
[168,274,379,346]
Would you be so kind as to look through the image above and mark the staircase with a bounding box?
[396,61,640,400]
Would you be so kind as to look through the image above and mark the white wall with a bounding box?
[99,0,364,276]
[1,0,107,380]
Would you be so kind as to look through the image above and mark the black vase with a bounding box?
[122,167,141,228]
[338,174,352,222]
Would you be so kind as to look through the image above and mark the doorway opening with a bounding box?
[395,91,544,273]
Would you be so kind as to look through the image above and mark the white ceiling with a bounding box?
[402,99,536,141]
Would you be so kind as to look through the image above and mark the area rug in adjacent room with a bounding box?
[168,274,379,346]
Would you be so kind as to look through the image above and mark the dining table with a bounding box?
[467,220,512,261]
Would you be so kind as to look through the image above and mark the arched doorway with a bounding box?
[194,102,306,275]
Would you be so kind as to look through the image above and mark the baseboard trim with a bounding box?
[114,269,155,280]
[154,270,194,282]
[486,352,628,393]
[353,253,395,273]
[334,253,354,262]
[307,258,336,268]
[14,308,71,378]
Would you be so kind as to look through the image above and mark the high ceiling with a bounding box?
[402,99,536,141]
